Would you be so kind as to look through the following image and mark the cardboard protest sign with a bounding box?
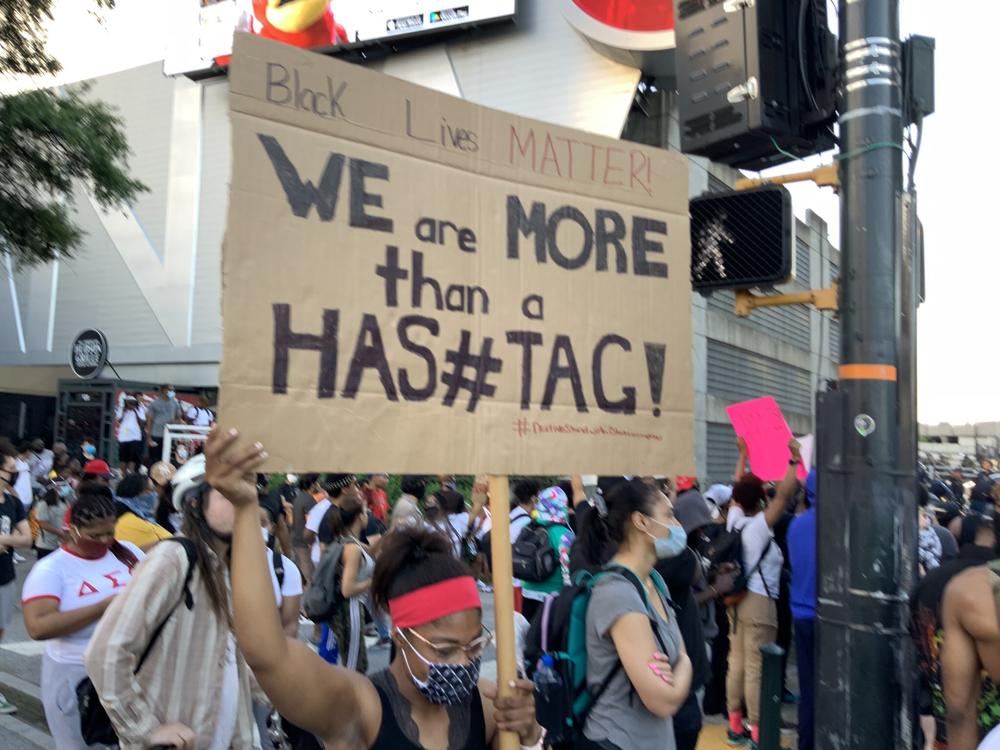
[219,33,694,475]
[726,396,796,481]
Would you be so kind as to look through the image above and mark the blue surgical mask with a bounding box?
[166,390,176,400]
[83,444,96,457]
[645,517,688,559]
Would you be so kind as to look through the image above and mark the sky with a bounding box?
[6,0,999,426]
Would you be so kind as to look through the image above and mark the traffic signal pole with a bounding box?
[815,0,917,747]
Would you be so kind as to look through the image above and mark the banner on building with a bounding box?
[219,33,693,474]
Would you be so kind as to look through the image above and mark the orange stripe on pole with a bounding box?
[839,364,898,381]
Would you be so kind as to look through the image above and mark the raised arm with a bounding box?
[205,429,379,748]
[764,439,802,529]
[570,475,587,509]
[734,436,749,481]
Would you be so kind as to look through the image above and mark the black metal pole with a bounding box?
[815,0,916,747]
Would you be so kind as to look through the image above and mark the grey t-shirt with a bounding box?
[585,570,682,750]
[147,397,180,439]
[34,499,69,551]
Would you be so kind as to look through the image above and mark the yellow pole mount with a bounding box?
[735,281,839,318]
[735,163,840,192]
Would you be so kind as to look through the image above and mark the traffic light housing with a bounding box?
[674,0,836,169]
[690,185,793,291]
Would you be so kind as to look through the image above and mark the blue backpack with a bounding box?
[523,564,671,749]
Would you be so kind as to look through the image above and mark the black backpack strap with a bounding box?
[273,546,285,589]
[746,537,774,599]
[134,537,197,673]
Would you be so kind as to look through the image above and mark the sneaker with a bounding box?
[727,729,750,747]
[0,693,17,714]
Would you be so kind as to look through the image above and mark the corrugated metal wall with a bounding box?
[706,340,813,416]
[706,291,811,351]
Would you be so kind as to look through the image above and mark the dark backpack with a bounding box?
[77,537,198,746]
[523,565,671,749]
[302,540,346,622]
[706,522,773,605]
[704,522,742,569]
[512,521,558,583]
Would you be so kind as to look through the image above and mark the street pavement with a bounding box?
[0,554,793,749]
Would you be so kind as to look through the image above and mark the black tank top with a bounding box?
[370,673,488,750]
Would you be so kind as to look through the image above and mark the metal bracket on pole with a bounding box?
[734,281,839,318]
[735,163,840,192]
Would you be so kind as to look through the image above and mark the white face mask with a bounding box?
[166,390,176,400]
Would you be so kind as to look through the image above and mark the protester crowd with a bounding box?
[1,415,1000,750]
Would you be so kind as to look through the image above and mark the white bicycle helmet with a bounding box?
[171,453,206,510]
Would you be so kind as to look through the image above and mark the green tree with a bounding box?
[0,0,146,267]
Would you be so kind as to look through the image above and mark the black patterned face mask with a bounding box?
[398,630,482,706]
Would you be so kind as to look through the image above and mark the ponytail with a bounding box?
[327,498,365,539]
[576,478,656,568]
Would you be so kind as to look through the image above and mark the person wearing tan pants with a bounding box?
[725,438,801,747]
[727,592,778,731]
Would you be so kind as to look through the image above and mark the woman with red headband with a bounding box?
[208,428,542,750]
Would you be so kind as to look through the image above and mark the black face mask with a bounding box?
[2,471,18,488]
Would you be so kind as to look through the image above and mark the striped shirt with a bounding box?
[84,539,260,749]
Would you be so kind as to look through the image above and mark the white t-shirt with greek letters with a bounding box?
[21,542,144,664]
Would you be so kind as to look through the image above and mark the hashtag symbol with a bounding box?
[513,418,529,437]
[441,330,503,412]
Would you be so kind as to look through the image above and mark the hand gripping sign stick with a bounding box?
[487,474,519,750]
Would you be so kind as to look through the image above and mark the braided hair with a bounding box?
[70,483,117,528]
[70,483,138,570]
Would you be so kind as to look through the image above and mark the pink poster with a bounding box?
[725,396,802,482]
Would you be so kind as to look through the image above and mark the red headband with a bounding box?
[389,577,481,629]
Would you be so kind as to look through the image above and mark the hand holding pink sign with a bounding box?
[726,396,800,481]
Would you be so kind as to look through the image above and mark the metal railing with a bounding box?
[162,424,211,465]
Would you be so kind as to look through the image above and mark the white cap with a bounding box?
[704,484,733,519]
[171,453,206,510]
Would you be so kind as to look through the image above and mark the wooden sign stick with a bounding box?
[487,474,519,750]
